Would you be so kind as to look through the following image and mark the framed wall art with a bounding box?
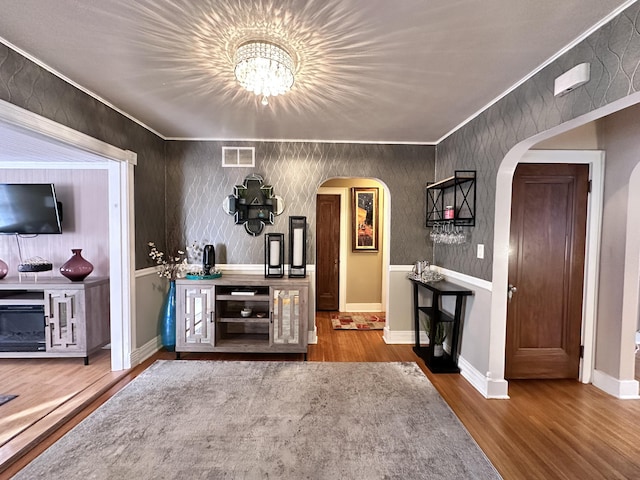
[352,187,378,251]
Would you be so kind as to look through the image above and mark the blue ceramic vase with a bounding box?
[161,280,176,351]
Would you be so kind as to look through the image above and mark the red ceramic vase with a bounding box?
[60,249,93,281]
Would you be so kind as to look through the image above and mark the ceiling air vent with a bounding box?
[222,147,255,167]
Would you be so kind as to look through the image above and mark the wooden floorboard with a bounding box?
[2,311,640,479]
[0,350,112,448]
[0,349,130,475]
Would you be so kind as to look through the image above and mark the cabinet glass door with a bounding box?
[271,289,300,345]
[45,290,83,351]
[181,286,214,346]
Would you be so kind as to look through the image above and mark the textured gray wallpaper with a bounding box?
[436,3,640,281]
[0,44,166,269]
[165,141,435,265]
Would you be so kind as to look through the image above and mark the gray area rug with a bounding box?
[14,361,501,479]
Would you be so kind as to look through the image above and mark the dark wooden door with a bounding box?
[316,194,340,310]
[506,163,589,379]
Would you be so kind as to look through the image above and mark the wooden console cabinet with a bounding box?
[0,277,110,364]
[175,275,309,356]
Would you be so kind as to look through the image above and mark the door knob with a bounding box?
[508,284,517,302]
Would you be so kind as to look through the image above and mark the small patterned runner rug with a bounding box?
[0,394,17,407]
[331,312,385,330]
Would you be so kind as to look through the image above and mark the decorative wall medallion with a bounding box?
[223,173,284,236]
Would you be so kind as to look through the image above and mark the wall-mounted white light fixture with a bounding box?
[554,63,590,97]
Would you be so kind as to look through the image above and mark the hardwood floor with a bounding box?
[2,311,640,479]
[0,350,127,473]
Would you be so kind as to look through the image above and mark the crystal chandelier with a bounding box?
[234,40,295,105]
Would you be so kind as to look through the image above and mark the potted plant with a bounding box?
[432,322,447,357]
[420,318,448,357]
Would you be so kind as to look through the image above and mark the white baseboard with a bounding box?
[308,326,318,345]
[345,303,383,312]
[592,369,640,399]
[215,264,263,274]
[485,378,510,399]
[381,335,511,400]
[197,264,317,275]
[430,265,493,291]
[383,328,415,344]
[135,266,159,278]
[458,355,510,399]
[130,335,162,366]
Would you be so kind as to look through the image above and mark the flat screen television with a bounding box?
[0,183,63,234]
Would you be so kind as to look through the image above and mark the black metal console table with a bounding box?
[409,277,473,373]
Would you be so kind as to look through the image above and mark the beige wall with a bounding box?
[597,104,640,378]
[135,272,166,349]
[321,178,384,307]
[533,121,602,149]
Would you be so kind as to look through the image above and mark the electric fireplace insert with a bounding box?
[0,303,46,352]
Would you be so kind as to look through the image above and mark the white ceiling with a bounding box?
[0,0,633,144]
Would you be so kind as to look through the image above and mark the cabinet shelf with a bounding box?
[216,294,270,301]
[426,170,476,227]
[426,173,475,189]
[417,306,455,323]
[216,334,269,346]
[412,347,459,373]
[218,316,270,323]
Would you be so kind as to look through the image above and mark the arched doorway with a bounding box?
[315,177,391,336]
[488,93,640,398]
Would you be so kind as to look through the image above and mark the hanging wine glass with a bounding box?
[430,223,438,243]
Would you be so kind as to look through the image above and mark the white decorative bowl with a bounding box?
[240,308,252,317]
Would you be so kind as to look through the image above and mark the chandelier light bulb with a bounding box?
[234,40,295,102]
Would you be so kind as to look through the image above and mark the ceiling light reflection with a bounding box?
[119,0,382,115]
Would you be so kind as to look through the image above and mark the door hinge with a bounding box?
[580,345,584,358]
[587,180,592,193]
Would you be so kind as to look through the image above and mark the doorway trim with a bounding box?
[317,187,348,312]
[488,92,640,399]
[0,98,136,371]
[518,150,604,383]
[316,178,391,316]
[489,149,603,396]
[620,163,640,379]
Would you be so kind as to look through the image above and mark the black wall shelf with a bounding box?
[425,170,476,227]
